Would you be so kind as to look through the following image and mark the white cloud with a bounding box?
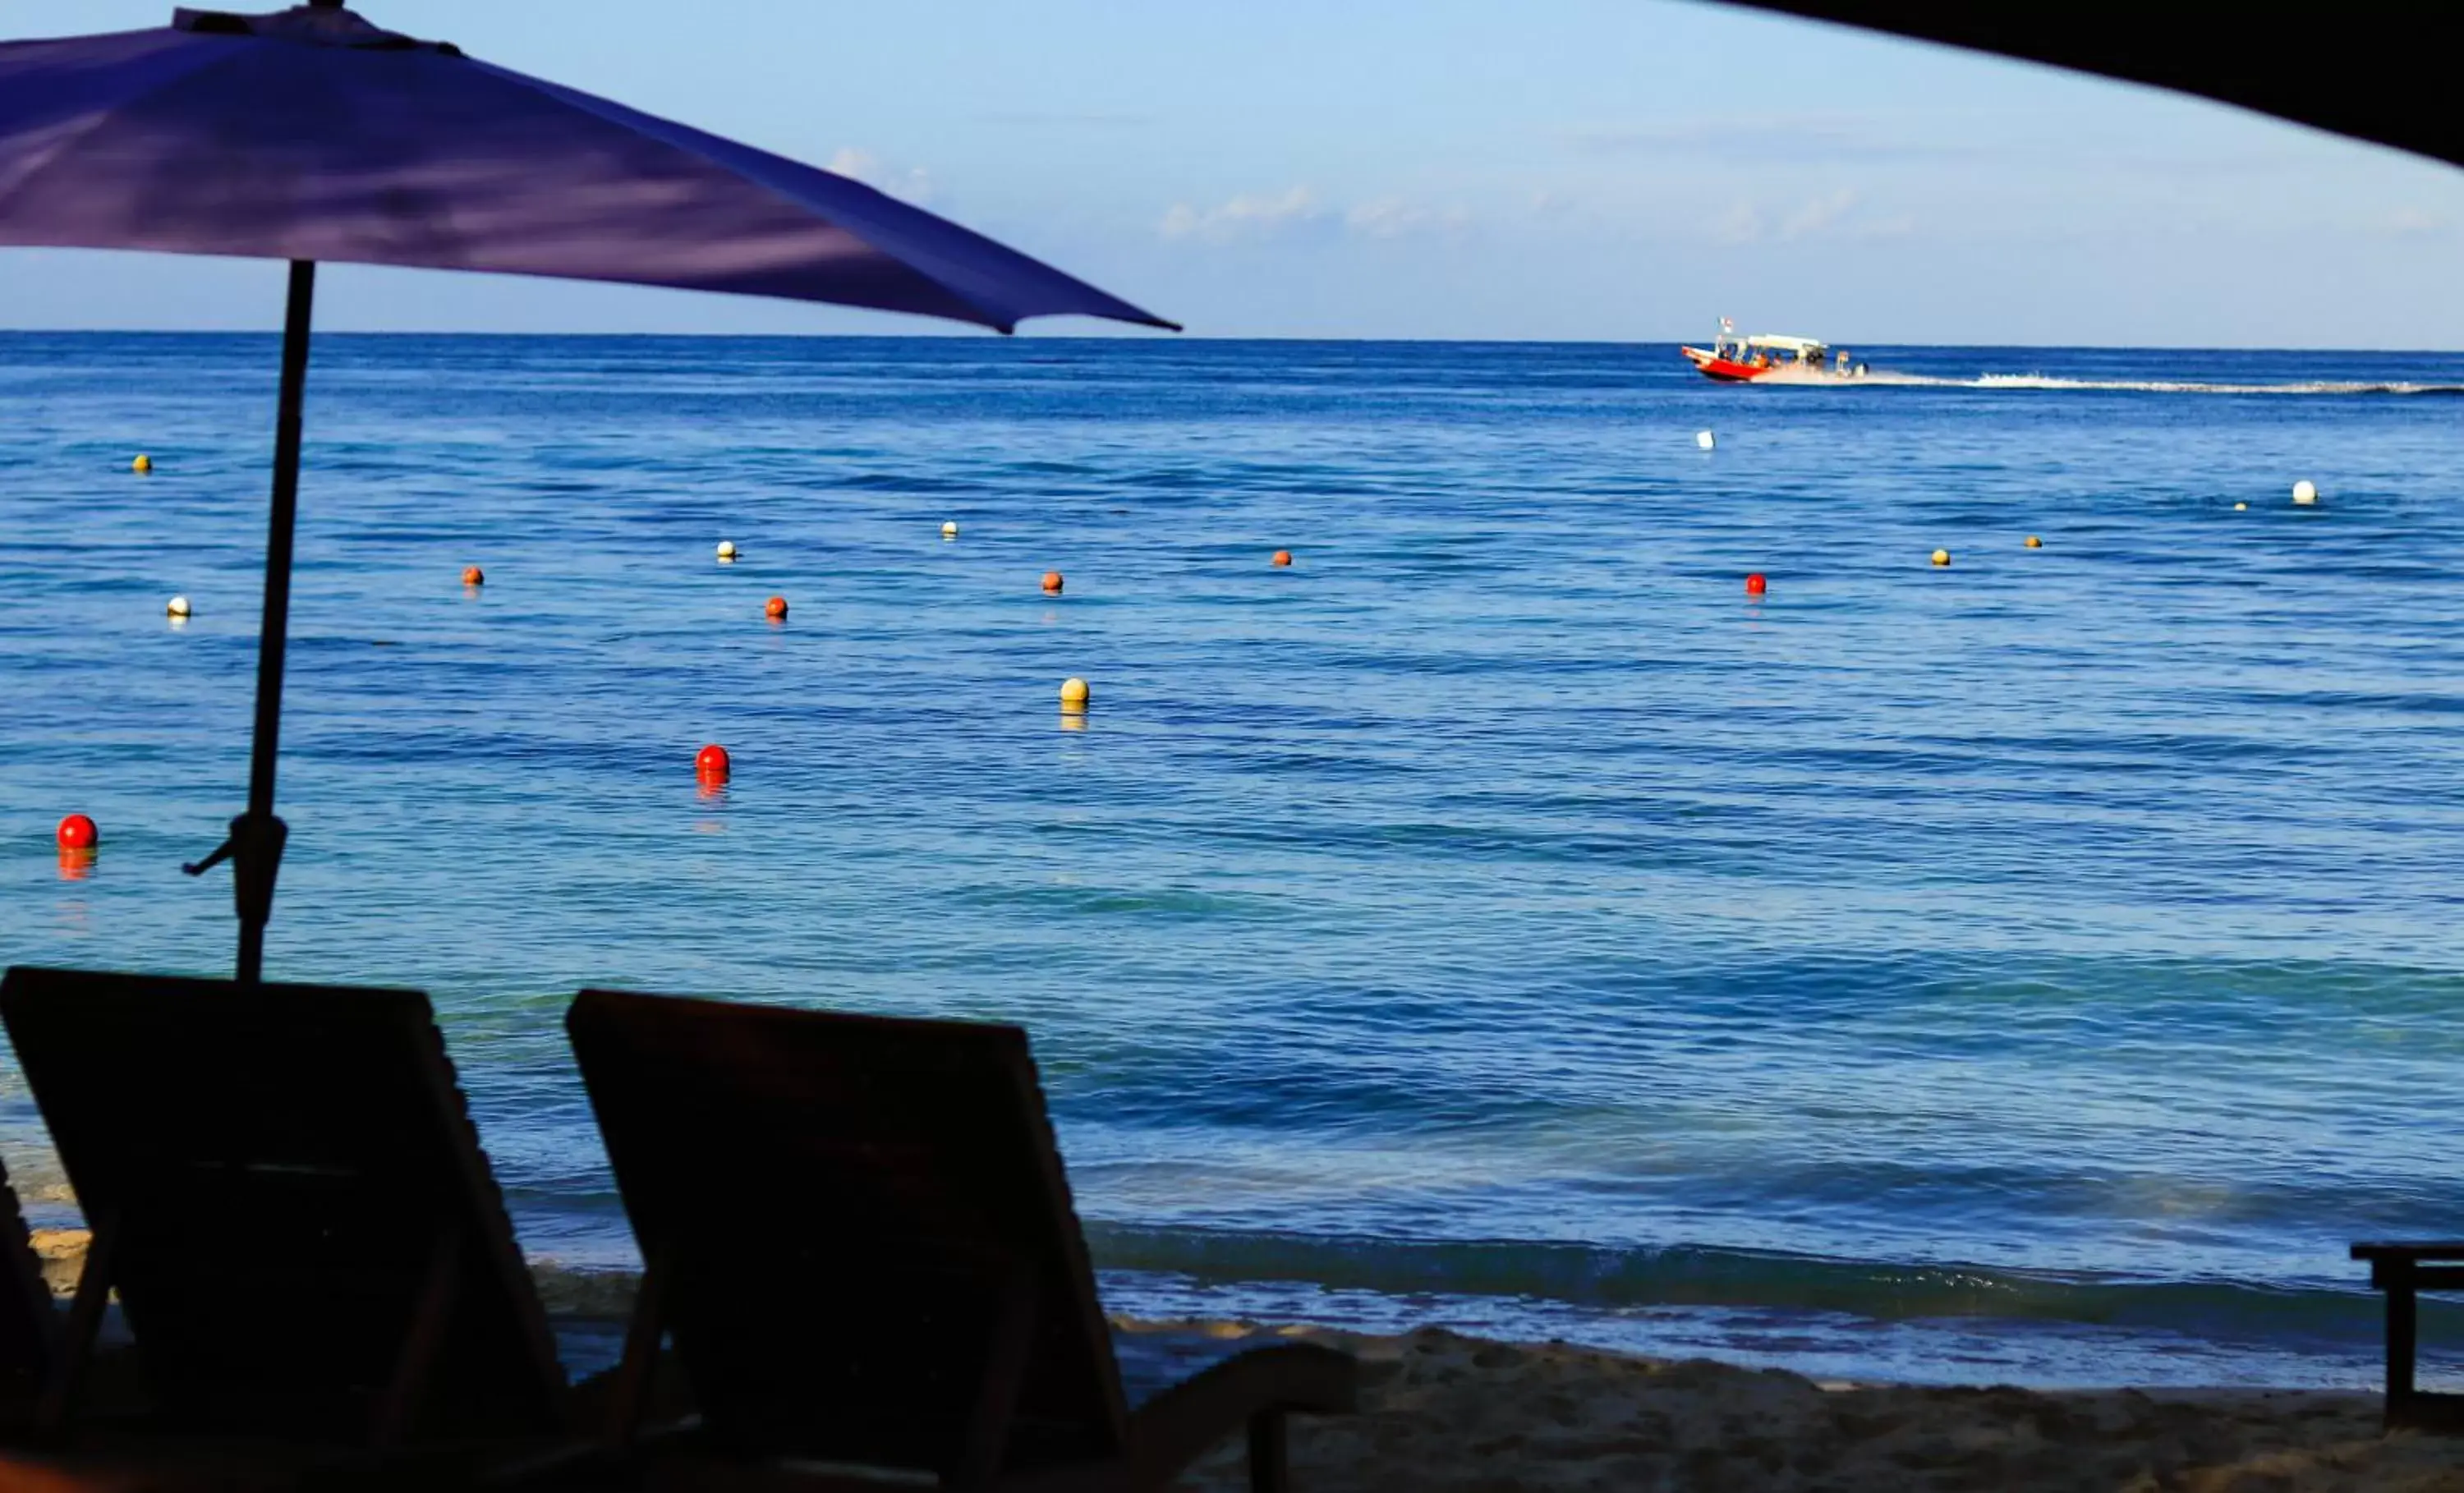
[826,147,935,205]
[2377,207,2447,237]
[1344,196,1472,240]
[1778,188,1858,241]
[1712,200,1765,247]
[1705,190,1905,246]
[1158,186,1324,242]
[1157,187,1471,245]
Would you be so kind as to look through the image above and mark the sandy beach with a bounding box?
[1151,1322,2462,1493]
[29,1229,2464,1490]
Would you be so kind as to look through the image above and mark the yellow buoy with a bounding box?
[2025,535,2042,549]
[2292,480,2318,506]
[941,521,960,540]
[2233,502,2248,512]
[131,454,152,474]
[1931,549,1951,567]
[715,540,738,562]
[1059,676,1090,709]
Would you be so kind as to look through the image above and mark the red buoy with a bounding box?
[764,595,788,620]
[56,814,98,851]
[1041,571,1064,595]
[462,565,485,586]
[1745,572,1768,596]
[1271,549,1294,567]
[696,744,731,781]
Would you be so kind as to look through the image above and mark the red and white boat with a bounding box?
[1682,320,1867,383]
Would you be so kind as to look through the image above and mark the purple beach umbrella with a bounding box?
[0,2,1175,979]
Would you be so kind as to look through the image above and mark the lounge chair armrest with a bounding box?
[2353,1242,2464,1263]
[1122,1344,1357,1489]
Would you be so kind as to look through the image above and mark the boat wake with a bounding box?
[1855,370,2464,396]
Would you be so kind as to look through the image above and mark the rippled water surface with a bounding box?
[4,333,2463,1386]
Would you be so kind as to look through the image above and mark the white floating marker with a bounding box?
[1696,430,1717,451]
[715,540,738,562]
[165,595,191,618]
[2292,480,2319,506]
[941,520,960,540]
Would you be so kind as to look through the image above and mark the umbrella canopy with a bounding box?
[1722,4,2464,174]
[0,4,1175,332]
[0,2,1175,979]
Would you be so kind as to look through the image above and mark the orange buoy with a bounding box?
[1745,572,1768,596]
[1041,571,1064,595]
[696,744,731,781]
[56,814,98,851]
[1271,549,1294,567]
[764,595,788,620]
[462,565,485,586]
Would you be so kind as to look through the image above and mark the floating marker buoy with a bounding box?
[2025,535,2043,549]
[131,454,151,474]
[1271,549,1293,567]
[764,595,788,619]
[56,814,97,852]
[715,540,738,562]
[696,743,731,781]
[165,595,191,618]
[1041,571,1064,595]
[2234,503,2248,512]
[1696,430,1716,451]
[1745,572,1767,596]
[462,565,485,586]
[941,521,959,540]
[1060,677,1090,710]
[1931,549,1951,567]
[2292,480,2319,506]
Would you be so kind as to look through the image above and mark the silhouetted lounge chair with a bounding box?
[0,967,570,1473]
[566,988,1358,1491]
[0,1154,59,1429]
[2352,1240,2464,1431]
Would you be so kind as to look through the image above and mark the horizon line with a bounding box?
[0,328,2457,354]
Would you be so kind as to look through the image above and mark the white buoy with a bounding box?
[165,595,191,618]
[715,540,738,562]
[1695,430,1717,451]
[941,520,959,540]
[2292,480,2319,506]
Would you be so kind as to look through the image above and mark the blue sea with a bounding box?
[4,332,2464,1390]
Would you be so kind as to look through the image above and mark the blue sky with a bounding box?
[5,0,2463,345]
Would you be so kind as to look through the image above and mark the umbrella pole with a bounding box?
[230,259,317,981]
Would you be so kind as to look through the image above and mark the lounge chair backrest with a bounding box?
[0,967,567,1443]
[567,989,1132,1477]
[0,1155,54,1403]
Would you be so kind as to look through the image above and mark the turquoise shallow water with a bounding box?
[4,332,2464,1387]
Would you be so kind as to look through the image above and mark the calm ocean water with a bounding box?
[5,332,2464,1388]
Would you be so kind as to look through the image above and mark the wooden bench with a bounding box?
[2352,1242,2464,1429]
